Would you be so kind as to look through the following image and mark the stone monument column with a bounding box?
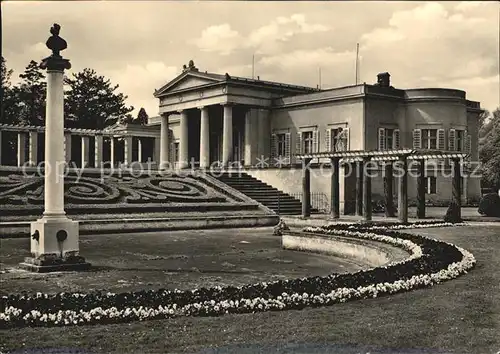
[20,24,90,272]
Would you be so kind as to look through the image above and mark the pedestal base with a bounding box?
[30,216,80,258]
[19,255,91,273]
[24,216,90,272]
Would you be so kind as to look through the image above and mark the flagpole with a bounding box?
[355,43,359,85]
[319,67,322,89]
[252,54,255,79]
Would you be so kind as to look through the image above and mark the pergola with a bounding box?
[295,149,469,222]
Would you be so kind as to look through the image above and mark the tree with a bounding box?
[136,107,148,125]
[479,108,500,189]
[64,68,134,129]
[478,109,491,139]
[16,60,46,126]
[0,56,22,125]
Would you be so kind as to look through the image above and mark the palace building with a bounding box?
[149,60,482,209]
[0,60,483,213]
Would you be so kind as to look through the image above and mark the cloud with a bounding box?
[3,2,498,116]
[454,1,487,12]
[191,24,243,55]
[259,48,354,69]
[104,62,178,116]
[193,14,331,55]
[357,2,499,109]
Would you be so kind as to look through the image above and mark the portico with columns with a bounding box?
[153,60,315,169]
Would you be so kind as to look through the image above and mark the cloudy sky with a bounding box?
[3,1,499,117]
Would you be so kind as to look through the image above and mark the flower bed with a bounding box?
[344,220,467,231]
[0,225,475,328]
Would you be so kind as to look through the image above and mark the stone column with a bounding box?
[94,134,103,168]
[110,137,115,167]
[179,110,189,169]
[384,162,395,217]
[199,106,210,169]
[81,136,90,168]
[398,156,408,223]
[64,132,72,165]
[159,114,170,170]
[355,160,363,216]
[17,132,27,167]
[137,138,143,163]
[302,158,312,218]
[452,158,462,220]
[22,25,88,272]
[29,130,39,166]
[362,157,372,222]
[124,136,133,167]
[244,109,254,166]
[222,104,233,167]
[417,159,426,219]
[330,157,340,219]
[154,136,161,168]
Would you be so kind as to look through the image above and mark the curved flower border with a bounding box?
[0,224,475,328]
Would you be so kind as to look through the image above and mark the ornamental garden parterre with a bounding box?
[0,221,475,328]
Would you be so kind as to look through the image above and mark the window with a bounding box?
[326,127,349,152]
[425,176,437,194]
[378,128,400,150]
[271,132,291,164]
[332,128,344,151]
[303,131,314,154]
[422,129,437,150]
[386,129,394,150]
[456,130,464,152]
[173,142,179,162]
[277,133,287,157]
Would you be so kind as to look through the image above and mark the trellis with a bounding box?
[295,149,469,222]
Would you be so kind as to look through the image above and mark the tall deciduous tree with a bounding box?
[64,68,134,129]
[17,60,46,125]
[479,108,500,189]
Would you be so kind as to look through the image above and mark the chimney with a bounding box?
[377,72,390,88]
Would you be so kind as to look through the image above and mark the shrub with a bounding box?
[444,201,462,223]
[478,193,500,217]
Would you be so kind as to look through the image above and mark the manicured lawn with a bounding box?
[1,226,499,354]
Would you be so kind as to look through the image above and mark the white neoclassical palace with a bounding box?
[0,60,483,208]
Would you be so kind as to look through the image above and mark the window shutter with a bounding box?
[378,128,386,151]
[295,132,302,154]
[413,129,422,149]
[270,133,277,161]
[344,128,350,151]
[437,129,445,150]
[393,129,400,149]
[285,133,291,164]
[325,129,331,152]
[465,131,471,154]
[312,130,319,153]
[449,129,456,151]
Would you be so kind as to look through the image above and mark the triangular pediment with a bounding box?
[155,71,223,97]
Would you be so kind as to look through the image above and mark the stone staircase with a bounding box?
[211,171,311,215]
